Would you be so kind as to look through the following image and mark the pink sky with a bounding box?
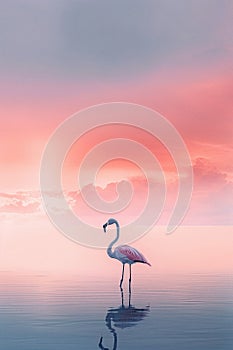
[0,1,232,273]
[1,67,232,223]
[0,217,232,274]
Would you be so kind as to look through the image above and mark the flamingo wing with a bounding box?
[115,245,151,265]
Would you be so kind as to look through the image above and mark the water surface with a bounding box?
[0,272,232,349]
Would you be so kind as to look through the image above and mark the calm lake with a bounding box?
[0,272,232,350]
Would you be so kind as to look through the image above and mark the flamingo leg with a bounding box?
[121,288,124,307]
[129,264,132,294]
[120,263,125,289]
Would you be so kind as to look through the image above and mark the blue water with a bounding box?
[0,272,232,349]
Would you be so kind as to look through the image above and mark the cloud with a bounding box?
[66,179,150,226]
[183,157,233,224]
[67,165,233,226]
[193,157,229,189]
[1,157,232,225]
[0,192,40,214]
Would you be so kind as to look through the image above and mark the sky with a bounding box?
[0,0,232,272]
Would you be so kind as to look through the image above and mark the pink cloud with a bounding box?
[185,157,233,224]
[193,157,229,189]
[1,154,232,225]
[0,192,40,214]
[67,160,232,226]
[1,150,232,226]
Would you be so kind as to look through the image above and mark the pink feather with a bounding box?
[115,245,151,266]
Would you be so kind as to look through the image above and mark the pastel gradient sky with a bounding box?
[0,1,232,272]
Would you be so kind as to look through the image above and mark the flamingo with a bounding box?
[103,218,151,289]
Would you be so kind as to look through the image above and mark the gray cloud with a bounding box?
[0,0,231,81]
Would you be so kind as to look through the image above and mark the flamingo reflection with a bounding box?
[99,289,150,349]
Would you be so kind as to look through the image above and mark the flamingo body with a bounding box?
[114,245,151,266]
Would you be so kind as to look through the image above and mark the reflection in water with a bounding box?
[99,289,150,349]
[1,273,232,349]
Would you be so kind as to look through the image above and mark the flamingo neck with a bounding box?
[107,221,120,258]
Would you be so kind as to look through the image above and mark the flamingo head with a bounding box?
[103,218,116,232]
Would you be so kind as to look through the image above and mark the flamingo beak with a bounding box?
[103,223,108,232]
